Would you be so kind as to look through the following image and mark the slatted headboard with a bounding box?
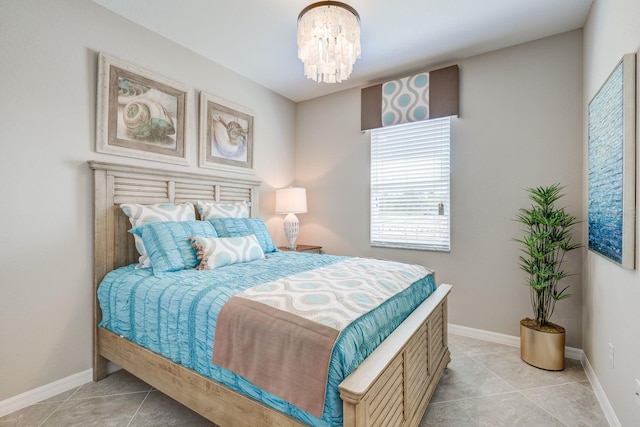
[89,160,261,278]
[89,160,262,369]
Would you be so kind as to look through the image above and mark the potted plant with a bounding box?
[514,184,581,370]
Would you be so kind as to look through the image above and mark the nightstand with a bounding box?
[278,245,322,254]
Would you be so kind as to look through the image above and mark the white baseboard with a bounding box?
[448,323,583,360]
[0,363,122,418]
[0,369,93,418]
[581,354,622,427]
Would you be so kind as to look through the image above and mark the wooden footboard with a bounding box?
[340,284,451,427]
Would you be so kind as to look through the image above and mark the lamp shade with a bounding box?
[275,187,307,214]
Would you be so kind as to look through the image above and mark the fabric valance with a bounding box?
[361,64,459,131]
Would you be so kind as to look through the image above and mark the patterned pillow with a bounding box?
[206,218,277,253]
[190,235,265,270]
[121,202,196,268]
[196,200,250,220]
[130,220,217,275]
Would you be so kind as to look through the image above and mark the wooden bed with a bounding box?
[90,160,451,427]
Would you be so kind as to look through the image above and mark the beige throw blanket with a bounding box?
[213,297,339,417]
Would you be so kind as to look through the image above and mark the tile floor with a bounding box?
[1,334,609,427]
[420,334,608,427]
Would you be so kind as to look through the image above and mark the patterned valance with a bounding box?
[361,65,459,131]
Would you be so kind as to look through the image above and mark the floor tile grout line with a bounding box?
[126,389,152,427]
[430,352,517,405]
[430,389,526,404]
[576,380,594,392]
[518,389,570,427]
[447,339,517,355]
[64,390,153,402]
[34,387,153,427]
[36,400,66,427]
[31,387,80,407]
[66,386,82,400]
[511,379,588,393]
[448,336,518,353]
[450,350,516,360]
[465,353,520,392]
[451,399,482,427]
[426,393,484,426]
[467,351,581,392]
[432,388,571,427]
[36,384,84,427]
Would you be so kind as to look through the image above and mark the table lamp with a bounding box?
[275,187,307,249]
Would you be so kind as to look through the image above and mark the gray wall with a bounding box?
[0,0,296,401]
[295,30,584,347]
[583,0,640,425]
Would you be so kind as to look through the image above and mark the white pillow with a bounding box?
[196,200,250,219]
[191,235,265,270]
[120,202,195,268]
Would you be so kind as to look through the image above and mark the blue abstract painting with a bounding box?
[588,54,636,269]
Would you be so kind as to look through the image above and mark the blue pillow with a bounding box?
[130,220,218,275]
[206,218,277,253]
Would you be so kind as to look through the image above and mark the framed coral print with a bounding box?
[588,52,636,269]
[199,92,254,172]
[96,53,191,165]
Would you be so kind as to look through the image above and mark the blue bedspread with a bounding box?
[98,252,436,426]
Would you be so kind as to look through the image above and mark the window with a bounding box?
[370,117,451,251]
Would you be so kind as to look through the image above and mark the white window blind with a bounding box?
[370,117,451,251]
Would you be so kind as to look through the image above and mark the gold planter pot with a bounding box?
[520,319,565,371]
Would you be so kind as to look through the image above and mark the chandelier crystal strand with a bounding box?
[297,2,361,83]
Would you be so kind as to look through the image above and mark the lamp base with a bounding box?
[283,213,300,249]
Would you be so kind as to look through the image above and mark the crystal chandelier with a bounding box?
[297,1,361,83]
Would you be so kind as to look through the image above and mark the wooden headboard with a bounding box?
[88,160,262,320]
[89,160,262,279]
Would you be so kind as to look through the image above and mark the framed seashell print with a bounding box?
[199,92,254,173]
[96,53,192,165]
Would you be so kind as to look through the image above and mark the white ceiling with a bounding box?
[91,0,593,103]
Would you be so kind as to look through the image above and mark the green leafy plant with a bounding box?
[514,184,581,328]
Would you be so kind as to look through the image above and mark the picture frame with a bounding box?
[199,91,254,172]
[587,52,637,269]
[96,53,191,165]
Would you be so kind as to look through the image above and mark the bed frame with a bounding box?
[90,160,451,427]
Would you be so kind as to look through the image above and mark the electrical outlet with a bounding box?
[635,378,640,408]
[608,343,614,368]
